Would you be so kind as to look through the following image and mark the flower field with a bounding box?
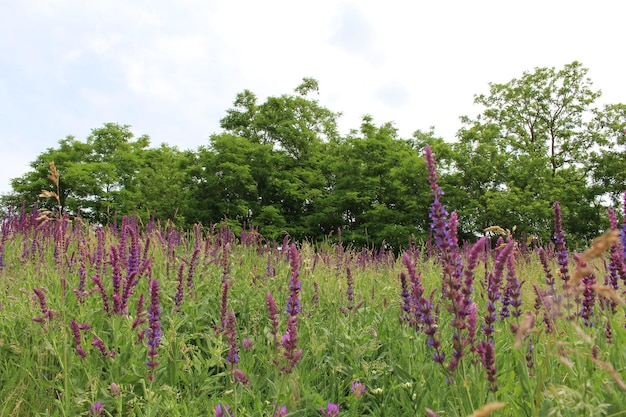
[1,147,626,416]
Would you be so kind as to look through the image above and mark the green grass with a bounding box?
[1,216,626,417]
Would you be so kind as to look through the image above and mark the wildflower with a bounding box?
[231,368,249,386]
[175,262,185,312]
[109,382,120,397]
[132,294,147,330]
[224,309,240,366]
[274,405,288,417]
[70,319,86,359]
[281,316,302,373]
[90,401,104,416]
[425,408,440,417]
[319,402,339,417]
[33,287,54,322]
[92,337,110,357]
[218,280,230,333]
[351,381,366,398]
[146,278,162,380]
[187,247,200,289]
[477,340,498,392]
[242,338,254,351]
[266,292,279,344]
[286,243,302,317]
[214,404,233,417]
[91,275,110,314]
[553,201,570,285]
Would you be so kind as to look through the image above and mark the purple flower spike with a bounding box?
[351,381,366,398]
[286,244,302,317]
[274,405,288,417]
[90,401,104,416]
[225,309,240,366]
[215,404,233,417]
[319,402,339,417]
[146,278,162,380]
[553,201,570,286]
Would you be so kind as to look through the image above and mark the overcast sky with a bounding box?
[2,0,625,194]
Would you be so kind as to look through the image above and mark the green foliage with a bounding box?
[3,66,626,248]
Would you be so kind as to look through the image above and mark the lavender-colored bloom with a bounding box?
[218,280,230,333]
[146,278,162,379]
[345,266,355,310]
[242,338,254,351]
[483,240,515,341]
[175,262,185,312]
[319,402,339,417]
[286,244,302,316]
[266,292,279,344]
[580,270,596,327]
[187,247,200,289]
[92,337,109,357]
[351,381,366,398]
[274,405,288,417]
[526,337,535,377]
[553,201,570,285]
[132,293,147,330]
[231,368,249,386]
[90,401,104,416]
[477,340,498,392]
[91,275,110,314]
[281,316,302,373]
[224,309,240,366]
[33,287,54,322]
[110,245,122,314]
[537,247,556,296]
[214,404,233,417]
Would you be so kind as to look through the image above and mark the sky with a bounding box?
[2,0,625,194]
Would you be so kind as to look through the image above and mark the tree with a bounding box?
[454,62,606,244]
[4,124,152,224]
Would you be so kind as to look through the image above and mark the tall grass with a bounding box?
[1,156,626,416]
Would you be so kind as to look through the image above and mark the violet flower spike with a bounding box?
[214,404,233,417]
[286,243,301,317]
[281,316,302,373]
[224,309,240,366]
[553,201,570,285]
[146,278,162,380]
[274,405,288,417]
[319,402,339,417]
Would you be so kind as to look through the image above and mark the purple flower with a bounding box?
[477,340,498,392]
[92,337,109,357]
[281,316,302,373]
[319,402,339,417]
[90,401,104,416]
[231,368,249,386]
[266,292,279,343]
[242,338,254,351]
[274,405,288,417]
[215,404,233,417]
[286,244,302,316]
[224,309,240,366]
[553,201,570,285]
[187,247,200,289]
[33,287,54,322]
[351,381,366,398]
[146,278,162,380]
[175,262,185,312]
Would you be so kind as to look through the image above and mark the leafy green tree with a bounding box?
[213,78,340,240]
[454,62,606,244]
[4,123,151,224]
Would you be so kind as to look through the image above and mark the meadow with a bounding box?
[2,149,626,416]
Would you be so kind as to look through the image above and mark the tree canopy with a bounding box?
[3,63,625,249]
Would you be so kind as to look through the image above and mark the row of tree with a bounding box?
[3,62,625,249]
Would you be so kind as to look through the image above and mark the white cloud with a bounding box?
[1,0,626,195]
